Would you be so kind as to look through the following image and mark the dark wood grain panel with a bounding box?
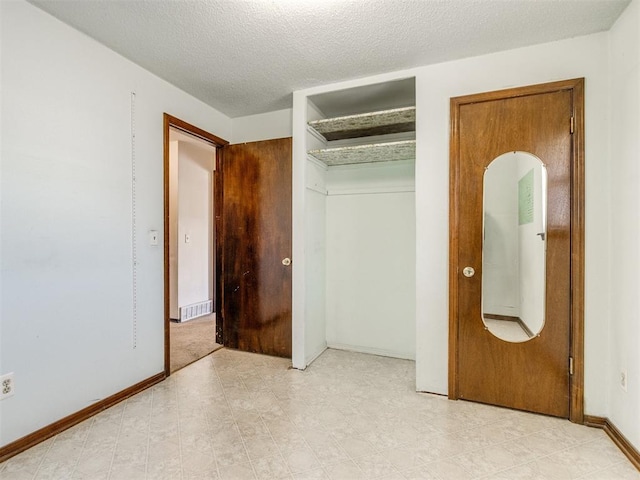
[221,138,292,358]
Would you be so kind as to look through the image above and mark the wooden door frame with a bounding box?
[163,114,228,376]
[448,78,585,423]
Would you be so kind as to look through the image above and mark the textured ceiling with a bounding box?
[28,0,630,118]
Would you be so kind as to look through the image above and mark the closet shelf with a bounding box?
[308,106,415,141]
[308,140,415,167]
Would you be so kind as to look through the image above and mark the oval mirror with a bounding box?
[482,151,547,342]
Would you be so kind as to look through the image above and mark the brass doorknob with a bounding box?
[282,258,292,266]
[462,266,475,277]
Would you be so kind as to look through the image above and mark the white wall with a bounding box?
[231,108,292,144]
[169,141,180,319]
[176,141,214,310]
[483,156,520,319]
[608,0,640,450]
[517,155,546,336]
[0,0,231,446]
[325,161,416,359]
[304,159,328,365]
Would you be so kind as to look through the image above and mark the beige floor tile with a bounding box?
[181,450,216,473]
[402,465,443,480]
[0,349,638,480]
[34,458,77,479]
[283,446,322,474]
[0,446,48,477]
[384,445,428,471]
[579,460,640,479]
[218,461,257,479]
[244,434,281,460]
[183,466,220,480]
[0,469,38,480]
[73,450,113,476]
[251,454,291,479]
[290,467,330,480]
[107,462,146,480]
[335,434,377,459]
[214,440,251,467]
[420,458,478,480]
[353,453,400,478]
[323,459,367,480]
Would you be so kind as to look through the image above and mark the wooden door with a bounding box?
[450,80,584,418]
[220,138,292,358]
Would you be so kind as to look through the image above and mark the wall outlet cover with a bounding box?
[0,373,15,400]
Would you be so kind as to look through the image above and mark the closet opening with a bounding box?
[296,77,417,370]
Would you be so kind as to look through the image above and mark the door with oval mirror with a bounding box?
[450,79,584,420]
[482,152,547,342]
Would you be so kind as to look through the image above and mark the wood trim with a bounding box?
[0,372,165,464]
[215,149,224,344]
[448,78,585,420]
[450,78,586,106]
[163,113,228,376]
[164,114,228,148]
[569,79,586,424]
[483,313,520,322]
[448,96,461,399]
[584,416,640,471]
[163,114,171,377]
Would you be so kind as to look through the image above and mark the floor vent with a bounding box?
[179,300,213,322]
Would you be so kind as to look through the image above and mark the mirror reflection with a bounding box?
[482,151,547,343]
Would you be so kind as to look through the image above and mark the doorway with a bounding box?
[163,114,228,375]
[448,79,585,422]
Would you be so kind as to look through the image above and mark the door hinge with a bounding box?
[570,116,575,134]
[569,356,574,375]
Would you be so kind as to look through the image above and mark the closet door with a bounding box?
[220,138,292,358]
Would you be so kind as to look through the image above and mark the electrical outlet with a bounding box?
[621,370,628,392]
[0,373,15,400]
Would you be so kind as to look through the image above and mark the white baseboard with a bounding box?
[303,344,328,369]
[326,342,415,361]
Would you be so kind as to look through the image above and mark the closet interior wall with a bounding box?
[302,79,417,363]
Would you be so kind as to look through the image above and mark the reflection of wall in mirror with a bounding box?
[483,155,520,318]
[517,158,546,336]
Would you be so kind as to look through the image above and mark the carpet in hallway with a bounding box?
[170,313,222,373]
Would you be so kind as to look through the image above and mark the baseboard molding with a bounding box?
[584,415,640,471]
[304,344,328,369]
[326,342,415,361]
[0,372,165,463]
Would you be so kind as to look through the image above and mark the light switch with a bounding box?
[185,234,191,244]
[149,230,159,246]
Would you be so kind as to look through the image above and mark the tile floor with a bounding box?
[0,348,638,480]
[483,318,531,343]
